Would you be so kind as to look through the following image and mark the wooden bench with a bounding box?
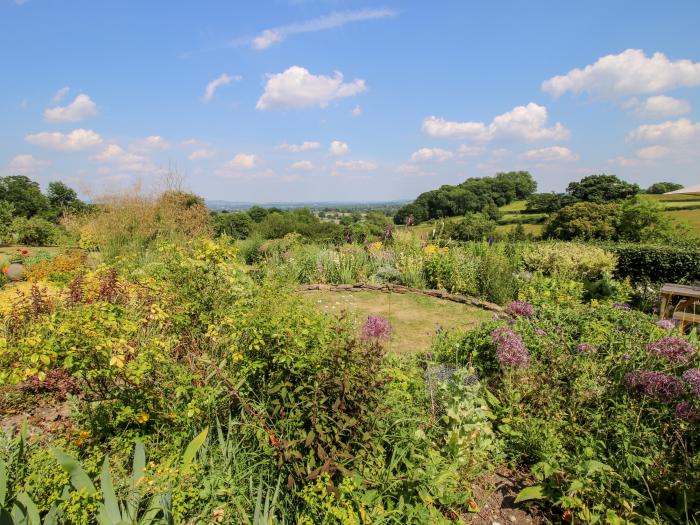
[660,283,700,332]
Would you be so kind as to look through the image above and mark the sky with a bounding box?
[2,0,700,203]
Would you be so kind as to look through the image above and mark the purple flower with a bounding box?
[624,370,684,401]
[505,301,534,319]
[361,315,392,341]
[614,302,631,311]
[575,343,596,354]
[655,319,676,331]
[682,368,700,397]
[675,401,700,423]
[535,328,547,337]
[647,337,696,363]
[491,327,530,368]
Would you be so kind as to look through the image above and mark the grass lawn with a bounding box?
[499,200,527,212]
[495,223,543,236]
[0,245,61,258]
[304,290,491,354]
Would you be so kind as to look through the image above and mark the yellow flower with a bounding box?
[423,244,438,255]
[79,430,91,439]
[136,412,150,424]
[368,241,383,253]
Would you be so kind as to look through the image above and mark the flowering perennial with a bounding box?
[504,301,534,318]
[682,368,700,397]
[624,370,684,401]
[675,401,700,423]
[491,327,530,368]
[647,336,696,363]
[575,343,596,354]
[655,319,676,331]
[361,315,392,341]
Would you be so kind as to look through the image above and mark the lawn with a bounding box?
[304,289,491,353]
[0,245,60,259]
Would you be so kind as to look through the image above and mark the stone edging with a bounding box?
[299,282,503,313]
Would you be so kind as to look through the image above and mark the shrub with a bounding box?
[10,216,61,245]
[544,202,620,240]
[610,243,700,283]
[647,182,684,194]
[522,242,617,280]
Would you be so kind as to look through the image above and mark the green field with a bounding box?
[304,289,491,354]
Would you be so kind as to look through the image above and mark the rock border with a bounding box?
[299,282,503,313]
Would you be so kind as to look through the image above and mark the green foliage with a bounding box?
[212,211,254,239]
[610,243,700,283]
[525,192,576,213]
[522,242,618,280]
[0,176,49,219]
[0,201,14,244]
[433,301,700,522]
[9,217,61,246]
[395,171,537,224]
[443,213,496,241]
[566,174,640,203]
[544,201,620,240]
[647,182,684,194]
[256,209,341,241]
[616,197,671,242]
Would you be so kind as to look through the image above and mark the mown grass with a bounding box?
[304,290,491,353]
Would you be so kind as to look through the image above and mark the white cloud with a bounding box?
[608,156,643,167]
[542,49,700,98]
[25,128,103,151]
[457,144,484,157]
[410,147,454,162]
[44,94,97,122]
[52,86,70,103]
[276,141,320,152]
[8,154,50,174]
[627,95,692,118]
[249,8,397,49]
[290,160,313,171]
[636,145,670,159]
[225,153,258,170]
[523,146,579,162]
[130,135,170,152]
[188,148,215,160]
[329,140,349,156]
[397,164,435,177]
[422,103,569,142]
[203,73,241,103]
[627,118,700,142]
[352,104,362,117]
[334,160,377,172]
[256,66,366,110]
[93,144,144,164]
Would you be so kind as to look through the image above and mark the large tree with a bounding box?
[544,201,620,240]
[0,175,48,218]
[646,182,684,194]
[566,174,639,203]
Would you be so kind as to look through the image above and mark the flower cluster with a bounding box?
[675,401,700,423]
[655,319,676,331]
[361,315,392,341]
[575,342,596,354]
[491,327,530,368]
[682,368,700,397]
[613,302,631,311]
[647,336,696,363]
[504,301,534,318]
[624,370,684,401]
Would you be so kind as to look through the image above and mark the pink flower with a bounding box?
[361,316,392,341]
[647,337,696,363]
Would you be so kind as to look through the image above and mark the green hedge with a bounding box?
[609,243,700,283]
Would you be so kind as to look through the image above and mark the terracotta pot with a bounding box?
[6,261,25,282]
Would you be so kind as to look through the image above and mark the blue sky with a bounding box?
[2,0,700,202]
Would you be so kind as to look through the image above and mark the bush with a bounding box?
[444,213,496,241]
[10,216,61,245]
[544,202,619,240]
[610,243,700,283]
[433,302,700,522]
[523,242,617,280]
[647,182,684,194]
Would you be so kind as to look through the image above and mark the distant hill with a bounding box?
[206,199,410,211]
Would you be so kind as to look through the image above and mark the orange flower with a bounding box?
[467,499,478,511]
[562,510,573,523]
[2,267,7,274]
[20,249,28,255]
[269,433,279,446]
